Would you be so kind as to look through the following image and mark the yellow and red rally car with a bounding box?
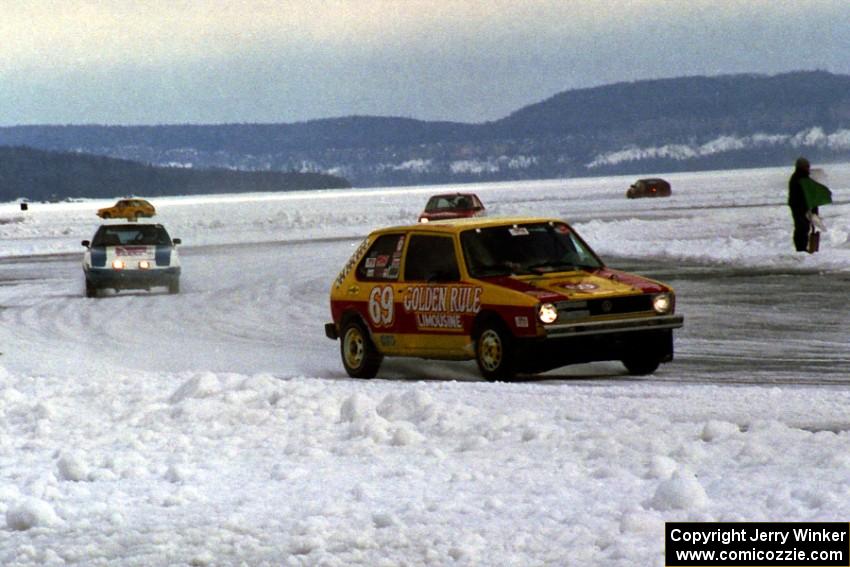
[97,198,156,221]
[325,217,684,381]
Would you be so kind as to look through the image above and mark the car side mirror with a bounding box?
[172,238,181,245]
[81,240,90,247]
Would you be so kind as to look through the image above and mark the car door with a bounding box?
[394,233,478,357]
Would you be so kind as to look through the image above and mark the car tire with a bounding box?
[340,319,382,379]
[474,321,516,381]
[168,280,180,295]
[622,356,661,376]
[85,280,99,298]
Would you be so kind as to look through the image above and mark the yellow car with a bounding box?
[97,199,156,221]
[325,217,684,381]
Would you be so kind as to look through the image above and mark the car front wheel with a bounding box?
[622,356,661,376]
[475,323,515,381]
[168,280,180,294]
[85,280,99,298]
[340,319,382,379]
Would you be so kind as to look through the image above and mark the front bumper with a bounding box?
[543,314,684,338]
[85,267,180,290]
[514,314,684,372]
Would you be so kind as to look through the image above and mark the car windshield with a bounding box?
[460,222,602,277]
[92,225,172,246]
[426,195,474,211]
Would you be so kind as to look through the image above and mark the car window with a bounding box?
[461,222,602,277]
[426,196,461,211]
[356,233,405,281]
[92,225,172,246]
[404,235,460,282]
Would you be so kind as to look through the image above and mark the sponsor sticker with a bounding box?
[376,255,389,268]
[509,227,529,236]
[559,282,599,291]
[402,285,483,331]
[365,257,377,268]
[514,316,529,328]
[115,246,147,257]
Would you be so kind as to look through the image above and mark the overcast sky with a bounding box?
[2,0,848,126]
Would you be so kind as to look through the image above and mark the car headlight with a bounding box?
[138,260,151,270]
[419,217,429,223]
[537,303,558,324]
[652,293,673,314]
[112,259,125,270]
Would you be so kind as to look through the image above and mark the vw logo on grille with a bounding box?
[600,300,613,313]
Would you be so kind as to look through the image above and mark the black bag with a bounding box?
[807,229,820,254]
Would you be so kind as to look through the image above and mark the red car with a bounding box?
[626,178,671,199]
[418,193,485,223]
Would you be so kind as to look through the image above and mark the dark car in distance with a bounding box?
[627,178,671,199]
[418,193,485,222]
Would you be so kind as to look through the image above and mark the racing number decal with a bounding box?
[368,285,395,327]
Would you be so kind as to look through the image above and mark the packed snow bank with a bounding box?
[2,164,848,270]
[2,368,850,565]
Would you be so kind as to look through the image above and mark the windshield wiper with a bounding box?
[473,262,533,277]
[526,261,584,274]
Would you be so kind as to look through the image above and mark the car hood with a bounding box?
[478,267,668,302]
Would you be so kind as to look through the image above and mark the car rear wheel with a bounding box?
[340,319,382,379]
[622,356,661,376]
[85,280,99,298]
[475,322,515,381]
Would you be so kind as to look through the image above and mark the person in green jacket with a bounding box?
[787,157,817,252]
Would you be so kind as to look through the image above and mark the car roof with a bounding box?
[428,192,478,198]
[97,222,165,229]
[370,216,566,236]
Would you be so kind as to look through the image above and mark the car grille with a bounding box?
[589,295,653,315]
[555,295,652,321]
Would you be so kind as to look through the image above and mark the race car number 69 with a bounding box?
[368,286,394,327]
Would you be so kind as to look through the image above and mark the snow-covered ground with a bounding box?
[1,164,849,565]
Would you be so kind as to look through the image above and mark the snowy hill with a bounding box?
[2,72,850,188]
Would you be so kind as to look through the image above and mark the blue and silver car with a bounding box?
[82,223,181,297]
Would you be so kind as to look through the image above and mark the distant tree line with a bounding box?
[2,71,849,187]
[0,146,350,202]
